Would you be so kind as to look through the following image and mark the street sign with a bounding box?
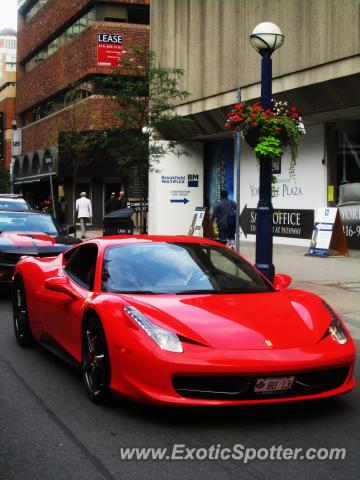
[188,207,216,238]
[11,129,22,157]
[240,204,314,239]
[170,198,189,204]
[308,207,348,257]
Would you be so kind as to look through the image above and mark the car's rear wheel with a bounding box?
[13,277,35,347]
[82,315,111,404]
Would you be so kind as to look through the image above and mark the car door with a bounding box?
[44,243,99,363]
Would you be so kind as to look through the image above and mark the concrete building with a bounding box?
[0,28,17,172]
[149,0,360,250]
[15,0,149,225]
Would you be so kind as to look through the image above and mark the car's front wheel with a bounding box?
[13,277,35,347]
[82,315,111,404]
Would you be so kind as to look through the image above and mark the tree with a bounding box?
[43,81,107,225]
[0,161,10,192]
[100,45,193,231]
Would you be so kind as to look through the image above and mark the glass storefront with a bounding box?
[327,121,360,249]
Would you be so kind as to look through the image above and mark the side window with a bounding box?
[64,243,98,290]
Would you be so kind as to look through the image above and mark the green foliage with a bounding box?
[254,136,282,160]
[99,45,192,183]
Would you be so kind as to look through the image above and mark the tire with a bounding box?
[81,315,111,404]
[12,277,35,347]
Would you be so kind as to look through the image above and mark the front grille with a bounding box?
[172,367,350,400]
[0,250,60,266]
[0,252,25,266]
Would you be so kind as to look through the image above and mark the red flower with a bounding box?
[293,112,299,117]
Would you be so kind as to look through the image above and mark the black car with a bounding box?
[0,210,80,284]
[0,194,31,212]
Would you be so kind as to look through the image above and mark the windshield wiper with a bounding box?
[175,289,265,295]
[116,290,162,295]
[175,289,217,295]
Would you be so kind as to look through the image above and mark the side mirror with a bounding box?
[45,276,79,299]
[273,273,292,290]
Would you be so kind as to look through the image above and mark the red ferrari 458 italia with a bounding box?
[13,236,356,406]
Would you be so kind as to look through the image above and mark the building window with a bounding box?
[5,39,17,50]
[24,9,96,73]
[26,0,50,23]
[5,63,16,72]
[26,79,96,124]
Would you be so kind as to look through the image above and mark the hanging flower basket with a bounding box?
[244,127,262,148]
[225,100,305,178]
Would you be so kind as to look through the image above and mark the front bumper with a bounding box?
[109,335,356,406]
[0,264,15,284]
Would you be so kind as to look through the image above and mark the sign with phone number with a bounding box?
[340,205,360,250]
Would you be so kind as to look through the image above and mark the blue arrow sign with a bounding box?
[170,198,189,204]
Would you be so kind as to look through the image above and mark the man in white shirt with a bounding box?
[76,192,92,239]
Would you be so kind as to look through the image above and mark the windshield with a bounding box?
[0,199,29,211]
[102,242,273,294]
[0,212,59,235]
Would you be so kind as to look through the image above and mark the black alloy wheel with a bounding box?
[13,277,35,347]
[82,315,111,404]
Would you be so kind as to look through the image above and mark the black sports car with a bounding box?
[0,210,80,284]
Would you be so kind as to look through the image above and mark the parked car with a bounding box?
[12,235,356,406]
[0,210,80,284]
[0,194,31,212]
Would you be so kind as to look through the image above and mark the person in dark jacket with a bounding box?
[118,191,128,209]
[211,190,237,245]
[107,192,121,213]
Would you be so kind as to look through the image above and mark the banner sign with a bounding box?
[339,204,360,250]
[240,205,314,239]
[97,33,124,67]
[188,207,216,239]
[128,200,149,212]
[11,129,22,157]
[0,113,3,159]
[308,207,348,257]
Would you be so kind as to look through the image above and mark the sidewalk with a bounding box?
[83,229,360,339]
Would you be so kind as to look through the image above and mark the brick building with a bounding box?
[0,28,17,173]
[15,0,149,225]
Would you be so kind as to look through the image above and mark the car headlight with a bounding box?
[124,306,183,353]
[322,301,348,345]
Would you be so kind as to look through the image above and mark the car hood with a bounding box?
[0,232,80,256]
[123,290,331,350]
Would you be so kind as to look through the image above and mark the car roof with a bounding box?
[85,235,223,248]
[0,194,25,198]
[0,209,50,217]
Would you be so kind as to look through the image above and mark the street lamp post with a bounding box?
[250,22,284,282]
[45,155,56,219]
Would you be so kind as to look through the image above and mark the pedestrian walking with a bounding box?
[106,192,121,213]
[76,192,92,239]
[118,190,128,209]
[211,190,237,245]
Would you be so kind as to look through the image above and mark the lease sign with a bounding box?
[97,33,124,67]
